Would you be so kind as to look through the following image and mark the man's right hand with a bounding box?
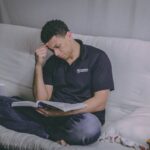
[35,45,48,66]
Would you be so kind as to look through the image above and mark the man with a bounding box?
[33,19,114,145]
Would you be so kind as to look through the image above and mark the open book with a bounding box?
[11,100,87,112]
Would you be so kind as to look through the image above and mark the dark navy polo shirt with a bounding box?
[43,39,114,124]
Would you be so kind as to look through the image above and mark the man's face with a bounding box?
[45,32,73,61]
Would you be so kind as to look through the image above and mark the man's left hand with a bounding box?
[36,108,64,117]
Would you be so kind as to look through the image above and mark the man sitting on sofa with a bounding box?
[33,19,114,145]
[0,19,114,146]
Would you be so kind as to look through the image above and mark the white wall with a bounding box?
[1,0,150,41]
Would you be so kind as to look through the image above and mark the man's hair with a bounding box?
[41,19,69,43]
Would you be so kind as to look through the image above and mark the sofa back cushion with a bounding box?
[0,24,41,99]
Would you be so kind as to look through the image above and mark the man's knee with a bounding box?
[65,113,101,145]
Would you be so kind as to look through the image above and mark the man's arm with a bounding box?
[33,45,53,101]
[76,89,109,114]
[36,89,109,117]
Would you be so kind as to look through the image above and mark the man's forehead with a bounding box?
[47,36,60,47]
[49,36,57,43]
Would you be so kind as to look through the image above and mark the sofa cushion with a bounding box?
[0,24,41,53]
[100,107,150,149]
[0,125,131,150]
[0,48,35,98]
[0,24,52,99]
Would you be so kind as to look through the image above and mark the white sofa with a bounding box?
[0,23,150,150]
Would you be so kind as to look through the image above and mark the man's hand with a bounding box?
[35,45,48,66]
[36,108,66,117]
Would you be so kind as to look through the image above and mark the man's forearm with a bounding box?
[65,90,108,116]
[65,97,106,116]
[33,64,49,100]
[36,90,109,117]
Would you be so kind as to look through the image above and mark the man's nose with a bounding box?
[54,49,60,56]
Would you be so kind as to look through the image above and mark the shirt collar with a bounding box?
[75,39,87,60]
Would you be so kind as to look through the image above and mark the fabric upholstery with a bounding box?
[0,23,150,149]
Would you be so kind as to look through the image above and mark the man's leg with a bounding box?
[48,113,101,145]
[0,96,49,138]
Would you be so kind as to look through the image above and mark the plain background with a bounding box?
[0,0,150,41]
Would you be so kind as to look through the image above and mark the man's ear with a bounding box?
[66,31,72,39]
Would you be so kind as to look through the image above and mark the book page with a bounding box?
[37,100,86,112]
[11,101,37,108]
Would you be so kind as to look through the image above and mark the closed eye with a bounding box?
[54,44,62,49]
[46,46,54,52]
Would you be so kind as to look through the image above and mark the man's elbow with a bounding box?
[95,103,106,112]
[98,106,105,111]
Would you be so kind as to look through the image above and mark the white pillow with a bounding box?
[100,107,150,150]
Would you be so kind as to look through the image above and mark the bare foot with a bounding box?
[57,139,69,146]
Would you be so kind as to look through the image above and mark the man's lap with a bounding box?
[0,96,102,145]
[0,96,49,138]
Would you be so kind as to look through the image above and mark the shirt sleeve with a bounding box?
[42,56,55,85]
[91,51,114,92]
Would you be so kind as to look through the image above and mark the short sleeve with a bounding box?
[91,52,114,92]
[43,56,55,85]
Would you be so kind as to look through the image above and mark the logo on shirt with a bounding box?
[76,68,89,74]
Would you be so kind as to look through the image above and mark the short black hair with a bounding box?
[41,19,69,43]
